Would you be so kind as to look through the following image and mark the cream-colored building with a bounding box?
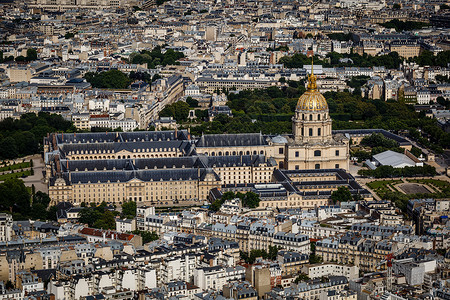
[390,42,421,59]
[45,73,353,207]
[9,67,32,83]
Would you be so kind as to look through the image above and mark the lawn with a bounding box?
[407,179,450,190]
[0,170,31,181]
[368,178,450,205]
[367,180,402,191]
[0,161,31,172]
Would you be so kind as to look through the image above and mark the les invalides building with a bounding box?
[44,65,351,207]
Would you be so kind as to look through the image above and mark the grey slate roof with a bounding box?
[195,133,268,147]
[55,130,188,145]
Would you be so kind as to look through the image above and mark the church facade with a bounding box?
[284,67,349,170]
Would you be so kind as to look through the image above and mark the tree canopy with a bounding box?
[294,273,310,283]
[330,186,353,204]
[186,97,199,108]
[411,50,450,67]
[379,19,430,32]
[0,112,75,160]
[159,101,190,122]
[132,230,159,244]
[210,191,261,211]
[358,164,437,178]
[279,51,404,69]
[184,84,450,154]
[0,178,54,221]
[129,46,184,68]
[240,246,279,264]
[121,200,137,219]
[84,70,132,89]
[279,53,328,68]
[79,202,118,230]
[327,33,353,42]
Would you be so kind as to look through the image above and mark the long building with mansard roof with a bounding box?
[44,72,355,208]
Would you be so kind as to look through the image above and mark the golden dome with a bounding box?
[296,66,328,112]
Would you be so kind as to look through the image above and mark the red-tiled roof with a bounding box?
[79,227,134,241]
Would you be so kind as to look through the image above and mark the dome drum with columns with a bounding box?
[292,65,333,144]
[285,60,350,171]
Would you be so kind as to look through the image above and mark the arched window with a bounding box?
[309,128,313,136]
[315,163,320,169]
[318,114,321,120]
[309,114,313,121]
[318,128,321,136]
[314,150,321,157]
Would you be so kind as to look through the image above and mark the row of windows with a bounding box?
[301,127,322,136]
[294,164,339,170]
[294,150,340,157]
[302,113,327,121]
[208,150,264,156]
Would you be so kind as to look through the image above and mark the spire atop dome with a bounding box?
[307,55,317,91]
[295,54,327,112]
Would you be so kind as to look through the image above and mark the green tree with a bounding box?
[33,191,51,207]
[279,53,326,68]
[0,137,18,159]
[26,49,38,61]
[222,191,236,200]
[159,101,190,122]
[379,19,429,32]
[309,254,323,264]
[15,56,27,62]
[436,96,450,109]
[294,273,310,283]
[210,199,223,212]
[414,50,435,66]
[93,210,116,230]
[47,205,58,221]
[64,32,75,39]
[84,70,132,89]
[327,33,353,41]
[186,97,199,108]
[242,192,261,208]
[132,230,159,243]
[268,245,279,260]
[129,47,184,68]
[330,186,353,204]
[121,200,137,218]
[361,133,399,149]
[79,207,102,227]
[0,178,31,216]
